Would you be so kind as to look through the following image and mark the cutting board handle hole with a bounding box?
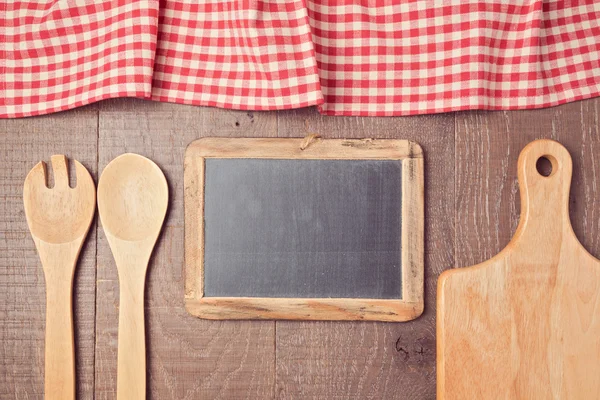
[536,155,556,177]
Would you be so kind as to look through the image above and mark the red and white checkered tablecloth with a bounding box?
[151,0,323,110]
[2,0,600,118]
[1,1,159,118]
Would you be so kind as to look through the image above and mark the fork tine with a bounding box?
[51,155,69,188]
[74,160,94,190]
[25,161,48,188]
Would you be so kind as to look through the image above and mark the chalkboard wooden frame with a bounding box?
[184,137,424,321]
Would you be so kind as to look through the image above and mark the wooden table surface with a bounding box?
[1,98,599,399]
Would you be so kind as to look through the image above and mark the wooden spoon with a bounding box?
[23,155,96,400]
[97,153,168,399]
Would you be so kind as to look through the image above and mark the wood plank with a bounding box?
[94,98,277,399]
[1,97,596,399]
[275,108,454,399]
[0,107,98,400]
[452,98,600,398]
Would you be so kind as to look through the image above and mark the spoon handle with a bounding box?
[116,261,148,399]
[38,243,77,400]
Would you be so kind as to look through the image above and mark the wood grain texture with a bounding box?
[98,153,169,399]
[274,108,454,399]
[2,96,599,399]
[24,155,96,400]
[439,138,600,399]
[455,102,600,268]
[0,108,98,400]
[451,100,600,399]
[184,138,424,322]
[187,137,423,159]
[95,98,276,400]
[187,297,422,322]
[402,157,425,307]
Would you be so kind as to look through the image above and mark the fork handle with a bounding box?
[44,263,76,400]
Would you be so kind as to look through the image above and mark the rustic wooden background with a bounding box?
[1,97,599,399]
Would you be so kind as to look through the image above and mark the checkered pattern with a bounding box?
[1,1,159,118]
[150,0,323,110]
[2,0,600,118]
[310,0,600,116]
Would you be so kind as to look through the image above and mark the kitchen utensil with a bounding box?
[23,155,96,400]
[97,153,168,399]
[438,139,600,398]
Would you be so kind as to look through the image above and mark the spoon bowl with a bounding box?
[98,153,168,242]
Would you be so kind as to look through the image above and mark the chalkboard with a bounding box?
[184,137,424,322]
[203,159,403,299]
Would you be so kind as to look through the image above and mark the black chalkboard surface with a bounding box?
[203,159,403,299]
[184,137,424,322]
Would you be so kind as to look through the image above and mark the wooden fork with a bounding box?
[23,155,96,400]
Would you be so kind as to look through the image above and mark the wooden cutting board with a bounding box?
[437,139,600,399]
